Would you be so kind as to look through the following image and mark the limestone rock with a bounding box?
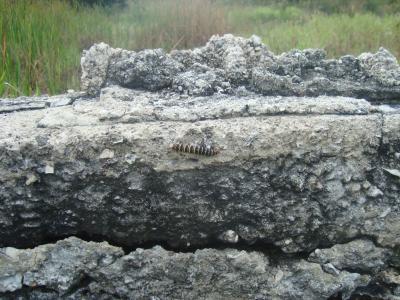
[81,34,400,100]
[0,237,373,299]
[308,239,393,274]
[0,92,399,256]
[1,35,400,299]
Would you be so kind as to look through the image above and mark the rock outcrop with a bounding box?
[0,35,399,299]
[81,34,400,100]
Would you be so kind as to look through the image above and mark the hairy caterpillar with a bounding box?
[171,143,220,156]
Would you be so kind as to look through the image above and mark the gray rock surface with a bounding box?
[0,91,86,113]
[80,34,400,101]
[308,239,393,274]
[1,35,400,299]
[0,237,381,299]
[1,89,400,255]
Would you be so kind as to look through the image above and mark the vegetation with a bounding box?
[230,8,400,56]
[0,0,399,97]
[70,0,126,6]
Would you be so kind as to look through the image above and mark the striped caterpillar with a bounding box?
[171,143,220,156]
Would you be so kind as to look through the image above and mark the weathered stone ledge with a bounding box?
[1,94,399,253]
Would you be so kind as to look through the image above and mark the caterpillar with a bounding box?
[171,143,220,156]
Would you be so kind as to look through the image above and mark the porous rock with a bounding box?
[0,237,372,299]
[109,48,184,91]
[81,34,400,100]
[1,35,400,299]
[2,91,400,255]
[308,239,393,274]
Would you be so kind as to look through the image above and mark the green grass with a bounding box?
[1,1,72,96]
[229,5,305,24]
[0,0,399,97]
[230,7,400,56]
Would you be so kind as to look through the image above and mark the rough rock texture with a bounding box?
[0,91,86,114]
[1,89,399,298]
[2,89,400,253]
[80,34,400,101]
[308,239,394,274]
[1,35,400,299]
[0,237,384,299]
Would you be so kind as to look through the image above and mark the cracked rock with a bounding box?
[0,237,372,300]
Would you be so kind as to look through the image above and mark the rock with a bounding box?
[37,106,99,128]
[80,42,114,95]
[81,34,400,100]
[219,230,239,244]
[322,263,341,276]
[0,93,85,113]
[0,92,399,256]
[0,237,372,299]
[172,66,223,96]
[359,47,400,87]
[110,48,184,91]
[99,149,115,159]
[25,173,38,186]
[251,68,299,96]
[367,186,384,198]
[383,168,400,178]
[1,35,400,299]
[0,237,123,296]
[308,240,393,274]
[44,162,54,174]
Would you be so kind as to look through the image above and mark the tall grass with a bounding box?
[0,0,229,97]
[229,7,400,57]
[1,0,399,97]
[126,0,229,50]
[0,1,81,96]
[0,0,136,97]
